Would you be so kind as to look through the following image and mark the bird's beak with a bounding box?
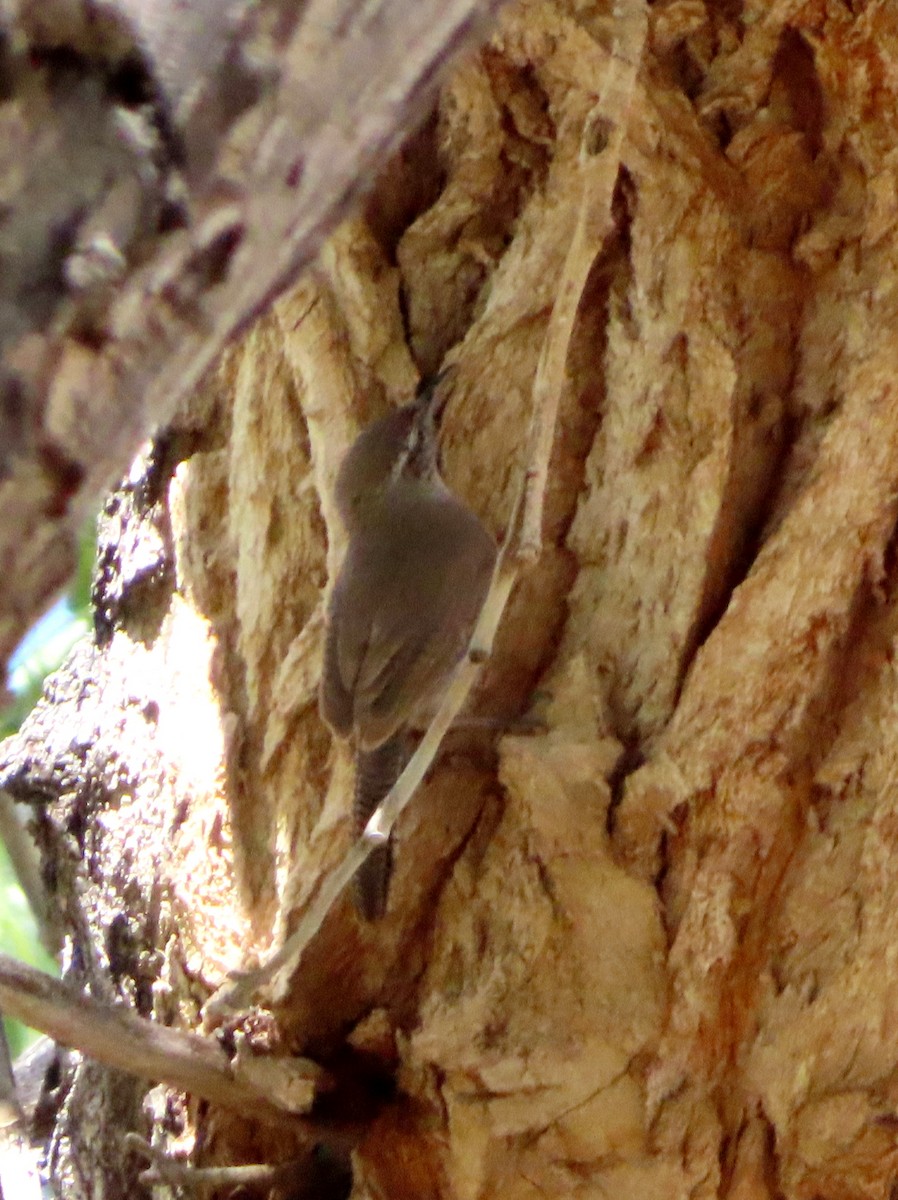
[416,367,455,427]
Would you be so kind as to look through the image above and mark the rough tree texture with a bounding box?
[0,0,502,681]
[3,0,898,1197]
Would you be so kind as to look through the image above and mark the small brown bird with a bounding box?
[319,377,497,919]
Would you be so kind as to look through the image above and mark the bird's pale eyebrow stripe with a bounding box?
[391,423,421,482]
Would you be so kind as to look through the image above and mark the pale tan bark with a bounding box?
[4,0,898,1197]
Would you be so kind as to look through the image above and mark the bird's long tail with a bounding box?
[353,735,408,920]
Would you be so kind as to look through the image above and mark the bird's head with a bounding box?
[334,374,450,527]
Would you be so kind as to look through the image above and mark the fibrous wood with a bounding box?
[5,1,898,1198]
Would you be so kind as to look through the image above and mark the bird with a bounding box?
[319,375,497,919]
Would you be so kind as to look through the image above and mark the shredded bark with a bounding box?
[5,1,898,1197]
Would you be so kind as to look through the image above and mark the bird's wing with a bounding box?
[352,614,457,748]
[319,576,355,738]
[352,515,494,747]
[323,499,496,749]
[320,544,415,745]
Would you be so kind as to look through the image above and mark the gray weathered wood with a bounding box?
[0,0,505,677]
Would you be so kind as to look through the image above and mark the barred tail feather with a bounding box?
[353,735,407,920]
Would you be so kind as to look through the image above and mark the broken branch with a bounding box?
[0,955,317,1125]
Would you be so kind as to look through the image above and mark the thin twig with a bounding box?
[520,0,647,559]
[207,1,648,1018]
[0,792,61,957]
[126,1133,322,1193]
[126,1133,299,1191]
[125,1133,189,1192]
[139,1162,284,1189]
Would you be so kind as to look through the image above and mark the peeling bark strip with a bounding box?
[0,0,505,676]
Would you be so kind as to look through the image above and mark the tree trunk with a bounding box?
[0,0,501,674]
[3,0,898,1197]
